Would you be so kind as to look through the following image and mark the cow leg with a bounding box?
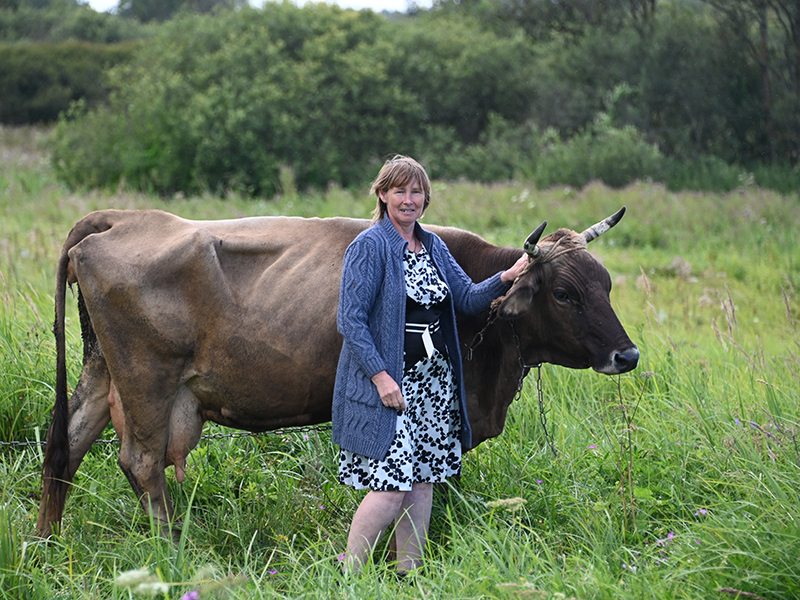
[108,379,124,440]
[36,349,111,536]
[114,367,183,534]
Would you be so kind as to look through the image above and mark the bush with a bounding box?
[51,5,541,196]
[0,41,137,125]
[659,155,743,193]
[0,3,151,44]
[534,114,663,189]
[432,114,540,182]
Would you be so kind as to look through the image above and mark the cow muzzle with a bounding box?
[595,345,640,374]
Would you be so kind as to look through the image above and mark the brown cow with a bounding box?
[36,207,638,537]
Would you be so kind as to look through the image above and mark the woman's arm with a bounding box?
[337,236,388,378]
[435,241,517,315]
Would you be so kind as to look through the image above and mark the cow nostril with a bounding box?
[614,347,640,372]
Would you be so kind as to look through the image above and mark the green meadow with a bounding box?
[1,126,798,599]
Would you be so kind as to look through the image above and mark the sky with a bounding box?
[85,0,434,14]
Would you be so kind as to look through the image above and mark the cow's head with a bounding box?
[494,207,639,374]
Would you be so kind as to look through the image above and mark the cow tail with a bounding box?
[36,243,72,537]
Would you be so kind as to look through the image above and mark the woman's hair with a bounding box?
[370,155,431,223]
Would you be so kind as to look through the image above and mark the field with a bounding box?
[1,125,799,600]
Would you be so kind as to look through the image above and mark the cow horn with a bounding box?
[581,206,626,243]
[524,221,547,257]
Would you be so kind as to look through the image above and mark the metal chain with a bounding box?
[0,423,332,449]
[510,321,558,457]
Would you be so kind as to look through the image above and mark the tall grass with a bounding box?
[0,126,798,599]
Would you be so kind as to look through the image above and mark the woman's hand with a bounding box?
[371,370,406,411]
[501,253,529,284]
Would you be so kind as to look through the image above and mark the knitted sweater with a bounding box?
[331,217,510,460]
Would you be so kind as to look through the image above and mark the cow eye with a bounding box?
[554,290,570,303]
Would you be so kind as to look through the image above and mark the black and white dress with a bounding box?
[338,246,462,491]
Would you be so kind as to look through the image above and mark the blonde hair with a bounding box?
[370,155,431,223]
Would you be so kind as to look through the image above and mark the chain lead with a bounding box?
[510,321,558,457]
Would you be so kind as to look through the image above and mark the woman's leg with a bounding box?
[346,490,406,571]
[394,482,433,574]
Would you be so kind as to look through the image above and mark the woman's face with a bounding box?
[380,177,425,231]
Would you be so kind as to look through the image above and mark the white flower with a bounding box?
[116,568,153,587]
[133,581,170,596]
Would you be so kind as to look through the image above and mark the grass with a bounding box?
[0,125,799,599]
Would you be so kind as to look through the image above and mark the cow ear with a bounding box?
[496,285,534,319]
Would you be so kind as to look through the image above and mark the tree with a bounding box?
[116,0,244,23]
[702,0,800,163]
[431,0,658,41]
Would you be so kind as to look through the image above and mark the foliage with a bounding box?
[0,41,137,125]
[3,1,800,192]
[49,5,539,196]
[116,0,246,23]
[534,114,663,189]
[701,0,800,164]
[0,0,151,43]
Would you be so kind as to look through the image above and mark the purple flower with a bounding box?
[694,509,707,516]
[180,592,199,600]
[536,479,543,484]
[319,505,325,510]
[268,570,278,575]
[588,445,596,449]
[337,554,346,563]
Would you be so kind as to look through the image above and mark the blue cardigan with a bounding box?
[332,217,510,460]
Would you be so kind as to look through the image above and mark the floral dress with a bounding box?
[338,246,462,491]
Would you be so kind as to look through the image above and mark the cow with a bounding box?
[36,207,638,538]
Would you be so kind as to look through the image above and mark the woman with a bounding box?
[332,155,527,575]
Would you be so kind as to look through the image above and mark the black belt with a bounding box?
[405,320,441,335]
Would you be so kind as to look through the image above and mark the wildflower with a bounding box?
[536,479,543,484]
[303,434,309,441]
[133,581,170,596]
[180,591,200,600]
[588,445,596,449]
[694,509,707,517]
[267,570,277,575]
[319,505,325,510]
[337,554,346,562]
[116,568,153,587]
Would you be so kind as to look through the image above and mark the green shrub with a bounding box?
[0,3,151,44]
[433,114,540,183]
[659,155,742,192]
[534,114,663,189]
[0,41,138,125]
[51,5,540,197]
